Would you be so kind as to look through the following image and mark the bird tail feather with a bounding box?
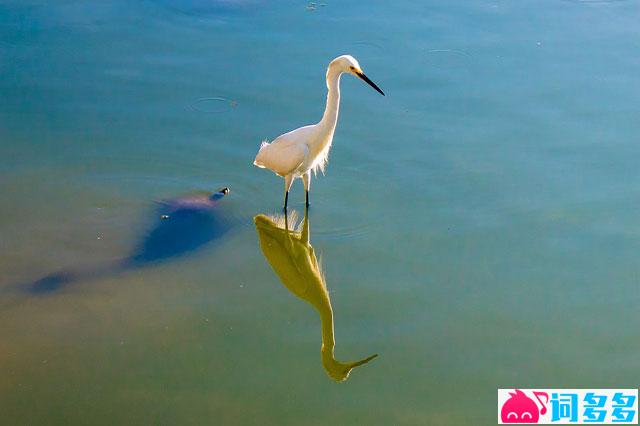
[253,140,270,168]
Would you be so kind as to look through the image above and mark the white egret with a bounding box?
[253,55,384,210]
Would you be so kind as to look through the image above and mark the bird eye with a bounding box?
[349,66,355,70]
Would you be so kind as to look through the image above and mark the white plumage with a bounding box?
[253,54,384,209]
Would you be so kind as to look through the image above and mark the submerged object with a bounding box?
[27,187,232,294]
[125,187,230,266]
[254,208,377,382]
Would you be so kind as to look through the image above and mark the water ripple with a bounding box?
[351,40,385,52]
[189,96,238,113]
[423,48,471,70]
[314,222,373,241]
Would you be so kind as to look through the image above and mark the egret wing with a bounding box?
[254,134,309,176]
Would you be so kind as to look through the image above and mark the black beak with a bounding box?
[355,71,385,96]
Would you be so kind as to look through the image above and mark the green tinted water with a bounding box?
[1,0,639,424]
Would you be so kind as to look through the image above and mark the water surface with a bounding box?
[1,0,640,424]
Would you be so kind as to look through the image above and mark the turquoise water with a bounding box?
[1,0,640,424]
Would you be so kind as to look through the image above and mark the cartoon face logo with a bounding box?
[501,389,548,423]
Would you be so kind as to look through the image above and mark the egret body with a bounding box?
[253,55,384,209]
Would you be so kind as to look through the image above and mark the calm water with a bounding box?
[1,0,640,424]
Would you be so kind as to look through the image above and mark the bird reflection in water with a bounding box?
[254,208,377,382]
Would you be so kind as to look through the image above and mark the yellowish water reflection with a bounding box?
[254,208,377,382]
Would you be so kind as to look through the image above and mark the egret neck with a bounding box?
[319,66,342,136]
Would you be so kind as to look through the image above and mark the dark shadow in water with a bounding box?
[254,208,377,382]
[26,187,233,295]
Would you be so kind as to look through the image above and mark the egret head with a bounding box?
[329,55,385,96]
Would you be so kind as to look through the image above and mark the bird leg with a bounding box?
[302,171,311,207]
[283,174,294,212]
